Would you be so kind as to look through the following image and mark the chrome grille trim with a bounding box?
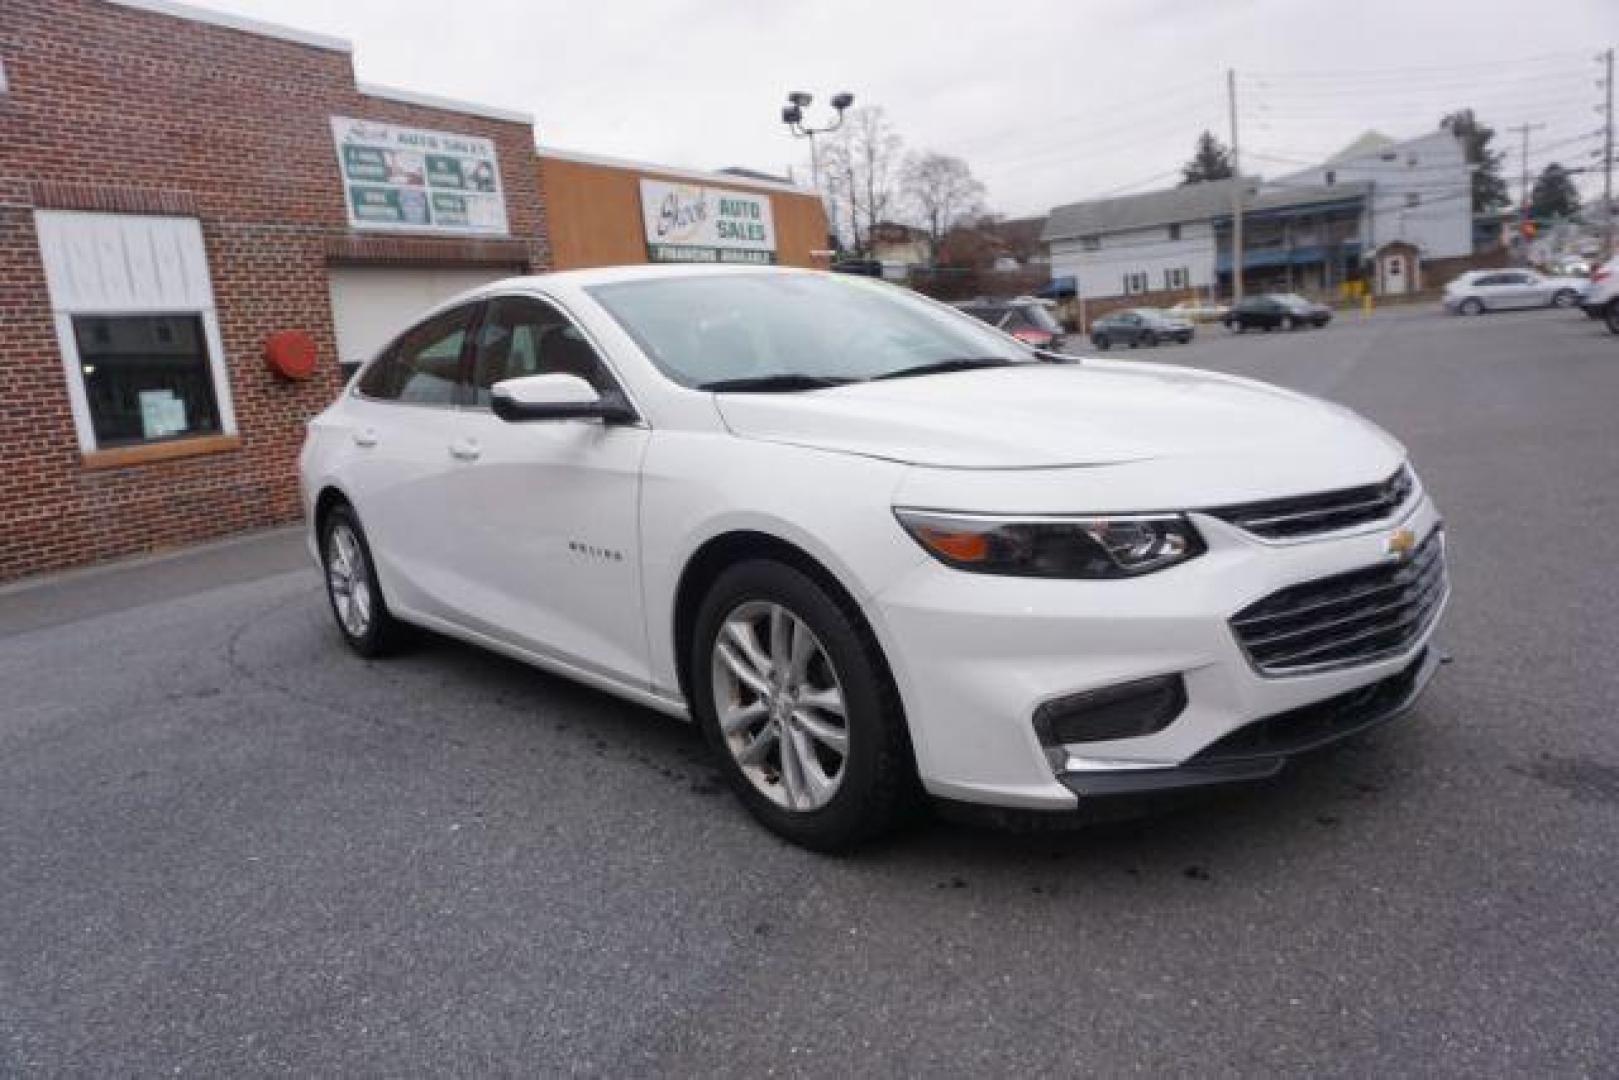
[1230,529,1447,676]
[1209,465,1415,541]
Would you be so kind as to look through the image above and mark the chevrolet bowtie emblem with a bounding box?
[1385,527,1418,560]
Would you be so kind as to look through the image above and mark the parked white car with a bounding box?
[300,265,1448,850]
[1167,298,1230,322]
[1442,269,1585,314]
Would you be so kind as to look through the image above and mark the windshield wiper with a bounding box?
[698,374,854,393]
[870,358,1018,381]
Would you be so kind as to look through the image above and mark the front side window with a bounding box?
[357,305,473,405]
[470,296,615,405]
[71,315,222,447]
[587,273,1030,389]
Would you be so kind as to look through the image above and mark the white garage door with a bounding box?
[327,266,514,368]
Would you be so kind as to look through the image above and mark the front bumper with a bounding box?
[1057,646,1440,797]
[867,493,1448,811]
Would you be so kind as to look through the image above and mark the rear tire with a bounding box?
[320,503,408,657]
[1552,289,1577,309]
[690,559,913,852]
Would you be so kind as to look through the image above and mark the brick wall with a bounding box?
[0,0,549,581]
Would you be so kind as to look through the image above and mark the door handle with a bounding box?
[448,438,482,462]
[352,427,379,448]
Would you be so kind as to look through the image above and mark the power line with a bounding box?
[1241,50,1594,81]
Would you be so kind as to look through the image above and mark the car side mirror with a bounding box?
[490,373,636,424]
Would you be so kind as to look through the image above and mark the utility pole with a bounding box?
[1227,68,1244,303]
[1601,48,1614,259]
[1507,121,1547,239]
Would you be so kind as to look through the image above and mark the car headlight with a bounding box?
[894,509,1205,578]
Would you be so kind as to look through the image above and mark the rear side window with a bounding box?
[357,304,475,405]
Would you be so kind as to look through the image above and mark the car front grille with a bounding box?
[1230,528,1447,676]
[1208,465,1414,540]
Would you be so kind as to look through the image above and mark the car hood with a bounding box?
[712,361,1397,470]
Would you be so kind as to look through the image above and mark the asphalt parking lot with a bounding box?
[3,304,1616,1075]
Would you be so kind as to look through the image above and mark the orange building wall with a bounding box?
[537,155,829,270]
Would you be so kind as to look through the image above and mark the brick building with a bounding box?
[0,0,548,582]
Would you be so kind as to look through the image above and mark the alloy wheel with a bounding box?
[711,600,849,812]
[326,523,373,638]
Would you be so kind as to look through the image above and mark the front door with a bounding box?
[442,294,652,688]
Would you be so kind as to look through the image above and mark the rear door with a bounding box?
[440,294,652,686]
[344,303,481,620]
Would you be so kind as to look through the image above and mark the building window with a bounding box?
[1123,272,1148,295]
[71,315,222,447]
[1406,192,1421,207]
[1164,267,1189,290]
[1168,223,1181,241]
[34,211,237,457]
[1081,235,1100,251]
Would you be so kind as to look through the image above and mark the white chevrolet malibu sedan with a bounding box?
[299,265,1448,850]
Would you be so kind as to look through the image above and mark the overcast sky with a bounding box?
[194,0,1613,217]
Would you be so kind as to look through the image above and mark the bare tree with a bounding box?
[821,107,904,256]
[903,152,986,250]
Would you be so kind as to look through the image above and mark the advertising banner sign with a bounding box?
[639,179,777,264]
[331,116,509,236]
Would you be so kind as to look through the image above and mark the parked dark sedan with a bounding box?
[1223,293,1332,332]
[1089,308,1195,349]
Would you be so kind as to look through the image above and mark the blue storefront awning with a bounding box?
[1216,242,1361,274]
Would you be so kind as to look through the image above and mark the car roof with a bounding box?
[465,262,817,295]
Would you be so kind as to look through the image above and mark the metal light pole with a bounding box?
[781,90,855,190]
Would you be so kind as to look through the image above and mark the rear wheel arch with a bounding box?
[314,486,352,538]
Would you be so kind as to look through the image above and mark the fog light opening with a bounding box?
[1033,674,1188,749]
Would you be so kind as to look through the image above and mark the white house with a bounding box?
[1042,129,1474,304]
[1044,178,1253,301]
[1274,129,1472,263]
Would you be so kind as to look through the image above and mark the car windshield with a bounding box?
[588,273,1033,389]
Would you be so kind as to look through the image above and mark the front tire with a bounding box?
[320,503,407,657]
[691,560,912,852]
[1605,300,1619,336]
[1460,297,1484,316]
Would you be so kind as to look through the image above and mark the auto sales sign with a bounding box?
[639,179,777,264]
